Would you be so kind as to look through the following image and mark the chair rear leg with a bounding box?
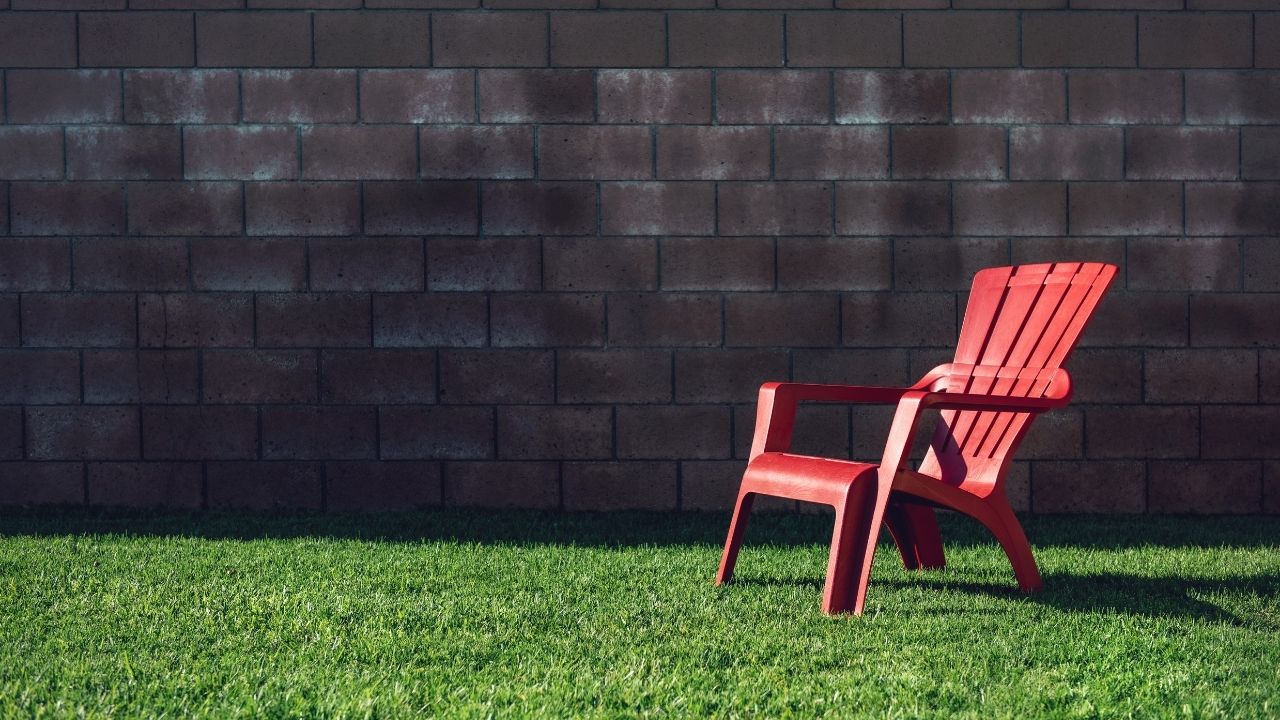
[984,499,1042,593]
[885,503,945,571]
[716,491,756,585]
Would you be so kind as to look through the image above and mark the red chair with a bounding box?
[716,262,1117,615]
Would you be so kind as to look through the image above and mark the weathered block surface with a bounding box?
[0,6,1275,513]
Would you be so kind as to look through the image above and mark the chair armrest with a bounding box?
[748,367,1072,462]
[878,368,1073,477]
[747,373,943,461]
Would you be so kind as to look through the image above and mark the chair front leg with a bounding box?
[846,392,930,615]
[716,491,756,585]
[822,481,873,614]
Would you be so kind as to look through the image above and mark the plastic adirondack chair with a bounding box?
[715,262,1117,615]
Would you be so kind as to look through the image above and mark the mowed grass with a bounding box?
[0,510,1277,719]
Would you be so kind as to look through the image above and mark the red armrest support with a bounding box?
[748,366,1072,462]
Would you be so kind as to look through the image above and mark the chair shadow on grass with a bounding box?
[898,572,1280,628]
[733,568,1280,628]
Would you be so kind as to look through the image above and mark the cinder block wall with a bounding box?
[0,6,1277,514]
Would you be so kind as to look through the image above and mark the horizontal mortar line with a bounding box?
[11,62,1273,70]
[14,6,1270,10]
[1,122,1272,130]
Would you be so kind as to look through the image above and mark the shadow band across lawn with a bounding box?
[1,507,1278,549]
[2,508,1277,626]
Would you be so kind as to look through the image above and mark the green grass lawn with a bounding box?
[1,510,1277,718]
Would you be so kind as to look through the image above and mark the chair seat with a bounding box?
[747,452,998,518]
[743,453,877,506]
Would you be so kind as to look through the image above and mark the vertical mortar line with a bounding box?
[545,12,552,67]
[557,460,565,512]
[888,234,896,292]
[136,376,144,466]
[768,125,776,180]
[354,69,362,125]
[650,126,658,179]
[601,291,609,348]
[945,68,953,123]
[675,456,682,511]
[663,13,670,67]
[712,181,719,235]
[255,402,263,461]
[1003,124,1010,180]
[718,293,726,355]
[592,68,599,122]
[426,13,433,68]
[1236,124,1243,181]
[1064,182,1070,236]
[1250,12,1256,70]
[1133,12,1139,68]
[1184,291,1191,349]
[710,70,718,125]
[1016,11,1023,68]
[1064,70,1070,122]
[439,457,448,510]
[772,234,779,290]
[1180,71,1186,123]
[475,180,483,236]
[900,11,906,67]
[830,176,838,237]
[1180,181,1186,236]
[781,13,788,67]
[17,346,26,460]
[369,394,381,486]
[836,284,844,347]
[311,12,316,67]
[610,404,618,461]
[473,69,480,123]
[75,13,80,67]
[532,125,540,178]
[1121,126,1127,179]
[947,180,954,236]
[320,460,328,514]
[1143,441,1151,514]
[1238,234,1245,290]
[827,69,835,124]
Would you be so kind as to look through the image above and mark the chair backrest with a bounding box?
[917,262,1117,492]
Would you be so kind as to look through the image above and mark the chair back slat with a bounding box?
[920,262,1116,488]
